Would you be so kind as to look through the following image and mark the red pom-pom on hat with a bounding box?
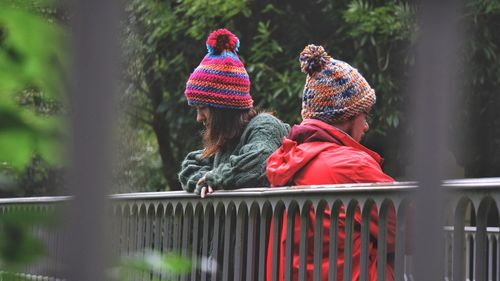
[206,28,240,54]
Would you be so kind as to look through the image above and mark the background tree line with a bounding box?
[1,0,499,195]
[116,0,500,192]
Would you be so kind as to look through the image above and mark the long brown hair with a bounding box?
[201,107,258,159]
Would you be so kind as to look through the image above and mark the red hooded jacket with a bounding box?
[266,119,395,281]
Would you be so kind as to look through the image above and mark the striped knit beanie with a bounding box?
[184,29,253,109]
[299,44,376,124]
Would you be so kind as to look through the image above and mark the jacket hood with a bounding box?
[266,119,383,186]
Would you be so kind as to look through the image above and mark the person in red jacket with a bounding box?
[266,44,396,281]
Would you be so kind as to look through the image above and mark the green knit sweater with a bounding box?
[178,113,290,194]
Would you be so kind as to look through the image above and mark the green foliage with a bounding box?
[113,251,191,281]
[0,208,55,271]
[0,1,68,173]
[121,0,500,189]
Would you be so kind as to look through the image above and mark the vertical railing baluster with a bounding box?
[343,202,356,281]
[476,200,490,281]
[258,204,271,281]
[359,201,372,281]
[187,205,199,281]
[246,204,259,281]
[161,205,174,280]
[136,206,147,280]
[145,205,155,280]
[152,205,163,281]
[129,205,139,281]
[496,233,499,281]
[212,204,225,281]
[284,204,297,281]
[453,200,468,281]
[313,202,326,281]
[298,203,311,281]
[328,202,341,281]
[172,205,184,281]
[234,204,248,281]
[444,230,451,281]
[270,203,284,281]
[394,201,407,281]
[466,233,472,281]
[200,205,214,281]
[377,202,389,281]
[488,233,494,281]
[222,204,236,281]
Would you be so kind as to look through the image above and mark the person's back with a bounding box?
[178,29,290,197]
[266,45,395,281]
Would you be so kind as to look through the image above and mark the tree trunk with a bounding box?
[145,58,182,191]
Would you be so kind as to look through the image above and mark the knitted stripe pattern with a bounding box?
[185,29,253,109]
[299,44,376,124]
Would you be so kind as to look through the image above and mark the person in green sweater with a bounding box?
[178,28,290,197]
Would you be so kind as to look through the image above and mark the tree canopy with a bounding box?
[117,0,500,192]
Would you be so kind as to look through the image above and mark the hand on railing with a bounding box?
[197,175,214,198]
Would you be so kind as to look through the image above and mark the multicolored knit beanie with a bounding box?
[299,44,376,124]
[184,29,253,109]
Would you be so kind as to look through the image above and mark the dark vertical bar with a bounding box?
[161,206,174,280]
[222,205,236,281]
[343,203,355,281]
[475,206,488,281]
[144,206,154,280]
[298,204,310,281]
[245,207,259,281]
[270,207,283,281]
[212,205,224,281]
[257,206,271,281]
[66,0,120,279]
[129,207,138,255]
[376,204,388,281]
[284,207,296,281]
[200,206,213,281]
[233,206,248,281]
[444,230,453,281]
[328,203,340,281]
[453,205,466,281]
[488,234,493,281]
[183,207,196,281]
[465,233,472,280]
[153,206,163,280]
[313,204,325,281]
[409,0,463,279]
[359,202,372,281]
[172,207,184,281]
[394,202,407,281]
[496,233,499,281]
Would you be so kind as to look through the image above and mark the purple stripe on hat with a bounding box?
[186,85,250,96]
[188,74,250,88]
[197,68,249,78]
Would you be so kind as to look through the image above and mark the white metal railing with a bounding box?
[0,178,499,281]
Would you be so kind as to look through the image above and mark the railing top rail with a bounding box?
[443,226,500,233]
[0,196,72,205]
[111,181,418,200]
[0,178,499,204]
